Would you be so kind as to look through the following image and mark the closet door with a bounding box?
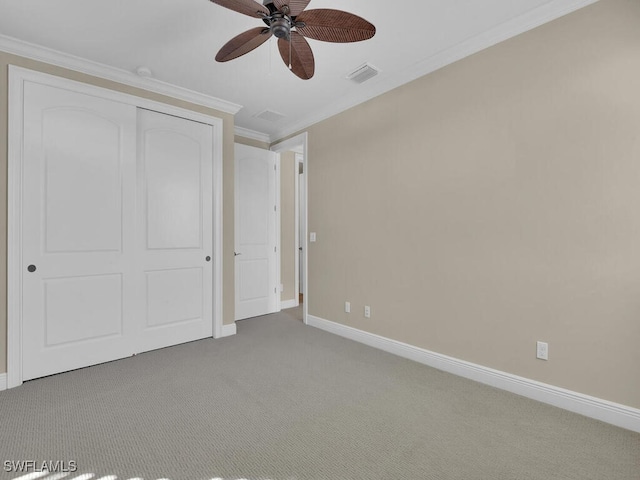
[21,82,138,381]
[20,86,214,382]
[136,109,213,352]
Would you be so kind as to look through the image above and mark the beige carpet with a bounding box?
[0,308,638,480]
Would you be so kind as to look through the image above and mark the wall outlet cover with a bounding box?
[536,341,549,360]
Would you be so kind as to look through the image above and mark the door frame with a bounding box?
[295,152,304,302]
[7,66,225,389]
[271,132,309,324]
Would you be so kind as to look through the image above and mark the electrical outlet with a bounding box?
[536,341,549,360]
[345,301,351,313]
[364,305,371,318]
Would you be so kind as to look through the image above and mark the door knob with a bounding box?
[234,252,242,256]
[205,256,211,262]
[27,265,36,273]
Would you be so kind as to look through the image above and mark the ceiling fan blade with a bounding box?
[272,0,311,17]
[296,9,376,43]
[278,32,315,80]
[209,0,269,18]
[216,27,272,62]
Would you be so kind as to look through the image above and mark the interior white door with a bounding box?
[235,143,278,320]
[137,109,213,351]
[21,82,138,381]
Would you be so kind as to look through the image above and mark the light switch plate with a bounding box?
[310,232,317,242]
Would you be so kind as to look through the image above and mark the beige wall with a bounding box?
[304,0,640,409]
[235,135,270,150]
[280,151,297,302]
[0,52,237,374]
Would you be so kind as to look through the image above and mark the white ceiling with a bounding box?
[0,0,597,142]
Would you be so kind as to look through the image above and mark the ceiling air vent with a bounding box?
[253,109,286,123]
[346,63,380,84]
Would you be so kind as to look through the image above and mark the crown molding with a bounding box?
[0,34,243,115]
[270,0,600,141]
[234,126,272,144]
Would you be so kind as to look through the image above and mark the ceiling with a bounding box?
[0,0,596,142]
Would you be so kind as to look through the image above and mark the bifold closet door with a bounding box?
[22,82,138,381]
[136,109,213,352]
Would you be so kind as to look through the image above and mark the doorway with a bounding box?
[271,133,308,324]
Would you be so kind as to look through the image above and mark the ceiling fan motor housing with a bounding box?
[270,15,291,38]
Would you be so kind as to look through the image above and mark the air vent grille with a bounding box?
[346,63,380,84]
[253,109,286,122]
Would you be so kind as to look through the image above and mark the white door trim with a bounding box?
[293,154,300,307]
[294,152,304,305]
[7,66,225,388]
[271,132,308,324]
[275,155,282,310]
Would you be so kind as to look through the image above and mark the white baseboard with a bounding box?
[0,373,7,391]
[307,315,640,433]
[281,299,297,310]
[220,323,237,338]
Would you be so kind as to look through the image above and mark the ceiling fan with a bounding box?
[209,0,376,80]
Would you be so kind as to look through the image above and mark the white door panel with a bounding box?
[144,128,203,250]
[44,274,124,345]
[43,109,123,253]
[138,109,213,351]
[145,268,203,328]
[22,82,137,381]
[235,143,278,320]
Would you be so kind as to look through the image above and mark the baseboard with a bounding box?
[220,323,237,338]
[281,299,297,310]
[0,373,6,391]
[307,315,640,433]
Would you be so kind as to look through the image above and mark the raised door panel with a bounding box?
[43,108,123,253]
[44,274,123,346]
[144,129,203,250]
[145,268,203,328]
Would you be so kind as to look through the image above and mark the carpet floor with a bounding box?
[0,308,638,480]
